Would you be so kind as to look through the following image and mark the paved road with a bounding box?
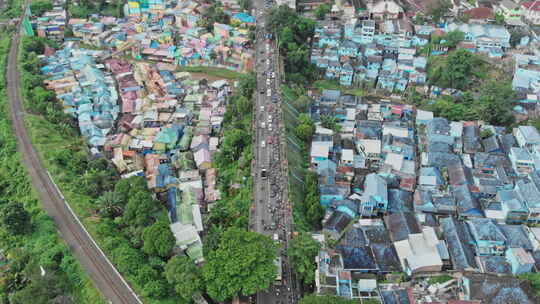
[6,12,143,304]
[251,1,298,303]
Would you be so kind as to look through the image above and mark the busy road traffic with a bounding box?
[250,0,298,303]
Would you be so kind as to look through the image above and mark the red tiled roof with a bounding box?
[464,7,494,19]
[339,271,351,280]
[523,1,540,11]
[432,29,445,36]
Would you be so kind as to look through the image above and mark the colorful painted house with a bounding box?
[340,63,354,86]
[506,247,535,275]
[359,173,388,216]
[466,218,506,256]
[338,40,359,57]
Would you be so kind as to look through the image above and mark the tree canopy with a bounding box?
[426,0,451,22]
[165,255,203,302]
[475,80,516,126]
[295,114,315,142]
[267,5,317,83]
[142,221,176,258]
[202,228,277,301]
[288,232,320,284]
[426,80,516,126]
[314,4,331,20]
[321,115,341,133]
[428,48,485,90]
[0,202,31,235]
[30,0,53,17]
[122,190,159,227]
[198,3,230,31]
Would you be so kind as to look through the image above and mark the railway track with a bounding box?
[6,11,143,304]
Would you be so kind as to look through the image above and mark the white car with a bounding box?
[266,59,270,66]
[261,140,266,148]
[268,123,273,131]
[266,78,271,85]
[267,89,271,97]
[261,122,266,129]
[268,115,273,122]
[260,105,264,112]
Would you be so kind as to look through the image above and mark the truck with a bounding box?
[274,257,282,285]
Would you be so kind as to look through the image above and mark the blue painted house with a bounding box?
[445,23,511,49]
[319,30,341,48]
[340,63,354,86]
[320,186,345,208]
[526,171,540,224]
[466,218,506,256]
[496,189,529,224]
[360,20,375,44]
[506,247,535,275]
[359,173,388,216]
[338,40,359,57]
[326,60,341,78]
[323,48,339,62]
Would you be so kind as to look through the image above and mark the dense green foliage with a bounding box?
[164,255,204,303]
[426,80,516,126]
[299,294,358,304]
[18,36,178,303]
[520,273,540,296]
[288,232,320,284]
[30,0,52,16]
[197,2,230,31]
[431,30,464,49]
[19,35,270,302]
[0,26,103,304]
[69,0,124,18]
[295,113,315,142]
[203,73,281,302]
[0,202,31,235]
[281,85,322,232]
[0,0,23,19]
[202,228,278,301]
[426,0,451,22]
[237,0,250,11]
[428,48,485,91]
[93,177,175,300]
[314,4,331,20]
[142,221,176,258]
[267,5,317,83]
[207,73,255,233]
[303,171,325,229]
[321,115,341,133]
[423,47,516,126]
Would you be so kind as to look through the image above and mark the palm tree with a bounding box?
[321,115,341,133]
[95,191,123,218]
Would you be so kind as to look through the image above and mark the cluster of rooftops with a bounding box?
[29,0,254,72]
[40,43,238,263]
[310,0,540,118]
[308,89,540,302]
